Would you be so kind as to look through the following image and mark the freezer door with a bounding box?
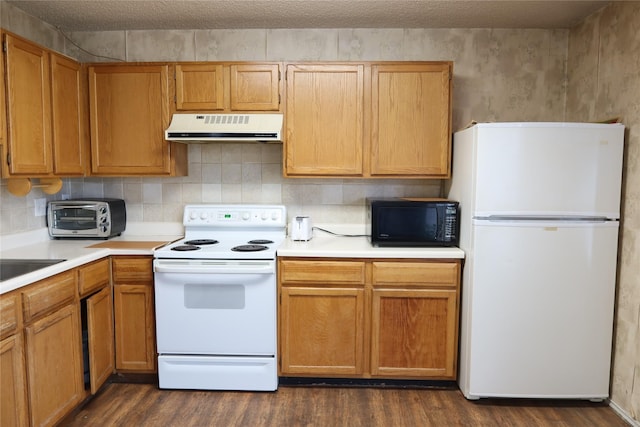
[461,220,618,399]
[472,123,624,218]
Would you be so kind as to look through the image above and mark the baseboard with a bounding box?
[609,399,639,426]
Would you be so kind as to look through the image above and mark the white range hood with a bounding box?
[165,113,283,143]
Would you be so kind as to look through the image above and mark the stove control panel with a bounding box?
[183,205,286,227]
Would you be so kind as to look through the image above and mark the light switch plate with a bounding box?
[34,198,46,217]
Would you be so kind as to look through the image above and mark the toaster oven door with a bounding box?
[48,204,100,236]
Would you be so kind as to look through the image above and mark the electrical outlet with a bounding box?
[34,198,47,217]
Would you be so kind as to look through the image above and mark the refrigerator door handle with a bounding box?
[479,215,612,222]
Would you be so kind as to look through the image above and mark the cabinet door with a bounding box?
[370,63,452,177]
[113,284,156,372]
[88,64,176,175]
[4,33,52,175]
[0,334,28,427]
[0,32,6,161]
[371,288,457,378]
[86,287,114,394]
[175,63,224,110]
[25,304,84,427]
[280,286,365,376]
[51,52,86,176]
[230,64,280,111]
[285,64,364,176]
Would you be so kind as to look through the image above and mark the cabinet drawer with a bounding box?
[372,262,459,288]
[0,292,20,339]
[279,260,366,285]
[22,270,76,323]
[112,257,153,283]
[78,258,110,296]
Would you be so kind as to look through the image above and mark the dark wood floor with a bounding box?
[61,382,629,427]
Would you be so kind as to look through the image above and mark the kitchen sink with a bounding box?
[0,259,66,282]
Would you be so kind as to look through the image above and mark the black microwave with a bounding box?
[367,198,459,247]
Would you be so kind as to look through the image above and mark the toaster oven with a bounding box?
[47,198,126,239]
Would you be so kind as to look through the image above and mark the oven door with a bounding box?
[153,259,276,356]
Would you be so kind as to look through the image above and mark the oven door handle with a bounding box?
[153,260,275,275]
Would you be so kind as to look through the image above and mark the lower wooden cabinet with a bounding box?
[280,286,365,376]
[25,303,84,427]
[278,258,461,380]
[112,256,156,372]
[0,292,28,427]
[86,286,114,393]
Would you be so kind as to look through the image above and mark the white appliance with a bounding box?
[447,122,624,400]
[165,113,283,143]
[289,216,313,241]
[153,204,286,391]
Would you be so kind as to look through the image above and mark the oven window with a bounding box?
[53,208,97,230]
[184,284,245,309]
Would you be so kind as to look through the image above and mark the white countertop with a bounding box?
[1,222,465,294]
[277,226,465,259]
[0,223,183,295]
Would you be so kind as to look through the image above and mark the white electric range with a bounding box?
[153,204,286,391]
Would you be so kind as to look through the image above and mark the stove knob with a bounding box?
[200,212,208,220]
[261,211,268,220]
[271,211,279,220]
[242,212,250,220]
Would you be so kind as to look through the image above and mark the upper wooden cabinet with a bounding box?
[3,33,52,176]
[50,52,88,176]
[175,62,281,112]
[285,64,365,176]
[284,61,453,178]
[370,63,452,177]
[0,32,6,157]
[88,63,187,176]
[2,32,87,178]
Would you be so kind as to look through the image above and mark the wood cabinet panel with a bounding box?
[112,256,153,282]
[25,303,84,427]
[50,52,87,176]
[372,261,458,287]
[113,284,156,372]
[285,64,364,176]
[370,63,452,177]
[78,257,111,297]
[86,287,114,394]
[279,259,366,284]
[175,63,224,110]
[88,64,186,176]
[280,286,365,375]
[0,292,20,340]
[371,288,457,378]
[4,33,52,175]
[0,31,6,158]
[230,63,280,111]
[22,270,76,323]
[0,334,28,427]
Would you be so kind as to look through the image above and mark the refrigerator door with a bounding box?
[470,123,624,218]
[459,219,618,399]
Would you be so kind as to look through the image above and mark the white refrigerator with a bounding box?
[447,122,625,400]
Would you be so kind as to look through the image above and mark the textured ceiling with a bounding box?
[5,0,610,31]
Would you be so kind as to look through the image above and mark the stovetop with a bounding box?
[154,204,286,260]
